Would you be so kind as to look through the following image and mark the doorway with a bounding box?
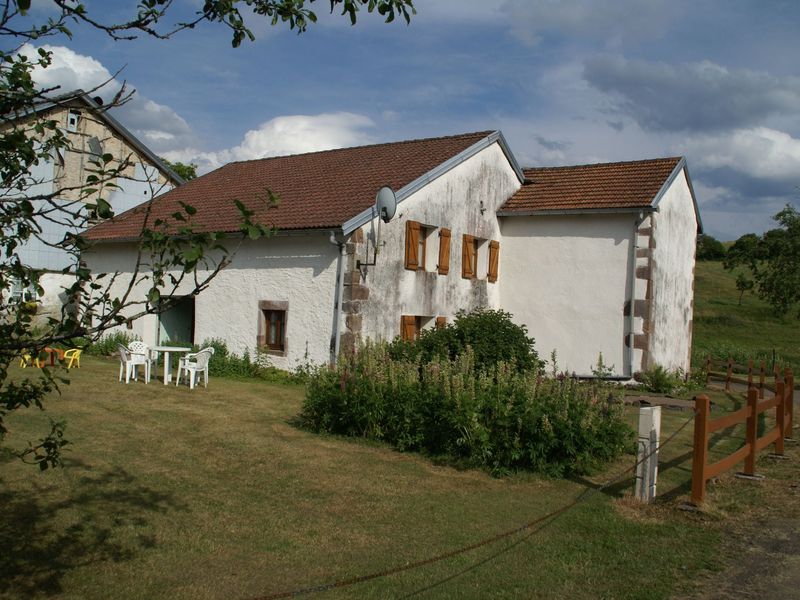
[158,296,195,345]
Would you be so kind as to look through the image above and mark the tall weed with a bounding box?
[302,342,633,477]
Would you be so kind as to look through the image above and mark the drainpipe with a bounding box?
[329,230,347,365]
[627,212,645,378]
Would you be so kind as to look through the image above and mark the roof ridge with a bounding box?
[224,130,497,166]
[522,156,682,172]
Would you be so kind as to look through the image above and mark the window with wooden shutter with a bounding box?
[437,228,451,275]
[404,220,421,270]
[435,316,447,329]
[400,315,418,341]
[462,234,477,279]
[487,240,500,283]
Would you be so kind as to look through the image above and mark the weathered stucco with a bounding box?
[500,214,635,377]
[83,234,339,370]
[648,170,697,371]
[354,141,521,342]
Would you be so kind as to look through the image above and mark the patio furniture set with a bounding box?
[20,347,82,369]
[118,342,214,389]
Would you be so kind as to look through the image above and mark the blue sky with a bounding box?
[20,0,800,239]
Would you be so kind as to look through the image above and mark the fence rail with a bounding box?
[691,368,794,504]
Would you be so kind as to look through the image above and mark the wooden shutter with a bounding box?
[487,240,500,283]
[401,315,417,341]
[404,220,420,270]
[435,316,447,329]
[437,228,451,275]
[462,234,475,279]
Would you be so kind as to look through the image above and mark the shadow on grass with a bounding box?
[0,459,187,598]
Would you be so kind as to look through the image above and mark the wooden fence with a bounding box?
[691,368,794,504]
[705,356,783,399]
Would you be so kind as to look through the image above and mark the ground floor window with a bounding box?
[258,301,288,355]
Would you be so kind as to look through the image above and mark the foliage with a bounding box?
[388,308,543,374]
[638,365,677,394]
[724,205,800,316]
[160,158,198,181]
[302,342,633,477]
[696,234,726,261]
[0,0,415,468]
[195,338,307,383]
[82,330,139,356]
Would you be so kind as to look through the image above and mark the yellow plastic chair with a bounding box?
[64,348,82,369]
[19,353,44,368]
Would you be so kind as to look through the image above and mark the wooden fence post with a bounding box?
[785,368,794,440]
[775,379,786,456]
[691,395,711,504]
[744,387,759,476]
[726,358,733,391]
[747,360,753,388]
[759,362,766,399]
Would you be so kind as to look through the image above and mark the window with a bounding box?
[405,220,436,271]
[435,316,447,329]
[487,240,500,283]
[9,279,36,303]
[462,234,479,279]
[400,315,435,340]
[67,109,81,132]
[437,228,451,275]
[257,301,288,354]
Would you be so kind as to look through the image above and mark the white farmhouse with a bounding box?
[83,130,701,377]
[4,90,183,317]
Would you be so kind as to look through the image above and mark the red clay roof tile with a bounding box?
[500,157,682,213]
[85,131,495,240]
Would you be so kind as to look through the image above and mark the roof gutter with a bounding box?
[497,206,658,218]
[342,130,525,235]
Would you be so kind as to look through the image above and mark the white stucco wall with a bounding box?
[83,234,339,370]
[649,169,697,371]
[499,214,636,377]
[356,142,521,341]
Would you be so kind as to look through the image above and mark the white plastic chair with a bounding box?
[176,347,214,389]
[118,343,150,384]
[128,340,157,374]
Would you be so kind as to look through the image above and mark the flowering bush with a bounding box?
[302,342,633,476]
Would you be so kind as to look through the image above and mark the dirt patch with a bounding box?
[688,518,800,599]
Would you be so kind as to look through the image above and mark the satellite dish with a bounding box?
[375,186,396,223]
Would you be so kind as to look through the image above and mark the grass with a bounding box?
[3,356,797,599]
[692,261,800,368]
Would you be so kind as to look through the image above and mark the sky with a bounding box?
[16,0,800,240]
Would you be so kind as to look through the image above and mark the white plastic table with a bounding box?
[150,345,192,385]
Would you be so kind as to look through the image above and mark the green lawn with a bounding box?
[692,261,800,368]
[1,357,762,600]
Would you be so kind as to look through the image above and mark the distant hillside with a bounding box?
[692,261,800,368]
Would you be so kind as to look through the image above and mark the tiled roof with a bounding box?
[499,157,683,214]
[85,131,495,240]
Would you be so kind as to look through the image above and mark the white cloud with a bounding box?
[681,127,800,183]
[164,112,376,173]
[22,44,196,153]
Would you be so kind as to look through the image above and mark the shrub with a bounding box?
[84,330,139,356]
[195,338,307,383]
[302,341,633,477]
[388,308,543,374]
